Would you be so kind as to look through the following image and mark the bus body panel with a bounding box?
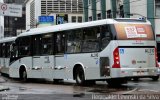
[9,57,32,78]
[32,55,54,80]
[53,53,100,80]
[0,37,16,75]
[9,56,54,80]
[119,47,155,68]
[111,68,157,78]
[109,41,157,78]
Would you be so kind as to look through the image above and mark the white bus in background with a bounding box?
[0,37,16,75]
[156,34,160,62]
[8,18,159,86]
[156,34,160,75]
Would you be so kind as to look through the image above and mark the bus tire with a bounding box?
[75,67,85,86]
[20,68,27,82]
[133,78,139,81]
[152,76,159,81]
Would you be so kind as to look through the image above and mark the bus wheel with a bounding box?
[20,69,27,82]
[75,67,85,86]
[152,76,159,81]
[133,78,139,81]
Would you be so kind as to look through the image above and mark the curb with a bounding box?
[0,76,6,83]
[0,86,10,91]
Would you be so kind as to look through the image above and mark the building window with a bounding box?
[155,0,160,17]
[107,10,112,18]
[97,13,101,20]
[41,0,83,14]
[120,5,124,18]
[89,16,92,21]
[71,16,76,22]
[78,16,82,22]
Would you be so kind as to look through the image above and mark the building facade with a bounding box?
[25,0,83,30]
[83,0,160,35]
[0,0,4,38]
[3,0,26,37]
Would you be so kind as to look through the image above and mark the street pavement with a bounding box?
[0,75,160,100]
[0,75,9,92]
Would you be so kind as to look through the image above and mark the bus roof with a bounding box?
[0,37,17,43]
[18,18,151,37]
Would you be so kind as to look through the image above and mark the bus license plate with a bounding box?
[133,71,148,76]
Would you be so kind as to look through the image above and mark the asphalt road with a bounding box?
[0,76,160,100]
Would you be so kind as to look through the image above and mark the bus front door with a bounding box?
[32,35,54,80]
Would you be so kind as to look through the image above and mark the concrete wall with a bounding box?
[26,0,83,30]
[26,0,34,30]
[130,0,147,18]
[129,0,160,35]
[0,0,4,38]
[26,0,42,30]
[96,1,101,16]
[106,0,111,11]
[85,0,160,35]
[88,1,92,19]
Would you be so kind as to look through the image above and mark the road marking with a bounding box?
[138,89,159,93]
[112,88,138,94]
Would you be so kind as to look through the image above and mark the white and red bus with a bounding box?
[156,34,160,75]
[8,18,159,85]
[156,34,160,62]
[0,37,16,75]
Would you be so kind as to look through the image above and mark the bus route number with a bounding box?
[91,53,98,57]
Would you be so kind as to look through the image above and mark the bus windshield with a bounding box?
[113,24,155,40]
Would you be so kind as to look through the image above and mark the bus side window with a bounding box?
[101,25,111,50]
[33,35,42,56]
[55,33,66,54]
[6,43,11,58]
[82,27,100,52]
[41,34,53,55]
[18,37,31,57]
[66,29,82,53]
[10,43,18,58]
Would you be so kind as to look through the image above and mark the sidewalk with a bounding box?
[0,75,6,83]
[0,74,9,91]
[0,86,9,91]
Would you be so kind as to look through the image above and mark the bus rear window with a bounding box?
[114,24,154,40]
